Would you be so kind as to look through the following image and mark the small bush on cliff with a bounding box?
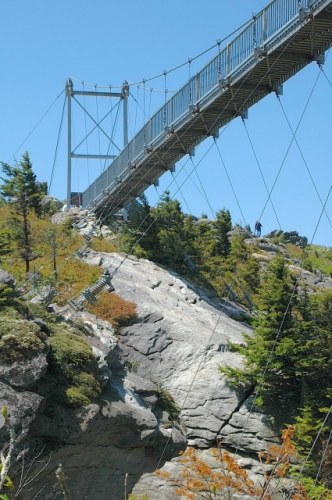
[48,332,101,406]
[156,384,180,421]
[86,291,137,328]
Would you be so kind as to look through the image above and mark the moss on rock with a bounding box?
[0,318,47,363]
[48,331,101,407]
[49,332,97,377]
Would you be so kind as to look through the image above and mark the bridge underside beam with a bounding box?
[89,3,332,218]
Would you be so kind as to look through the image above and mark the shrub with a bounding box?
[55,259,103,306]
[49,332,96,379]
[48,332,101,407]
[72,372,101,399]
[156,385,180,421]
[86,292,137,328]
[66,387,91,407]
[89,238,117,253]
[124,359,138,373]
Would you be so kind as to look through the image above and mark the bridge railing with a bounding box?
[82,0,321,210]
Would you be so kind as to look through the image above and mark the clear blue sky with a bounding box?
[2,1,332,246]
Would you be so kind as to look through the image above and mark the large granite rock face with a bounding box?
[86,252,280,447]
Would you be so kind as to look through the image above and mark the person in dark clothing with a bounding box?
[255,220,262,237]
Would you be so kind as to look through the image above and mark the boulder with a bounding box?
[41,196,63,211]
[0,318,49,388]
[0,269,15,288]
[265,229,308,248]
[0,382,44,445]
[30,285,55,304]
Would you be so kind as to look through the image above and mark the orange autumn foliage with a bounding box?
[85,291,137,328]
[156,427,313,500]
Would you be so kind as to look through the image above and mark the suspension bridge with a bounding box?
[65,0,332,219]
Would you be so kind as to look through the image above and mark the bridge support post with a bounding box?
[66,78,73,210]
[64,78,125,211]
[122,80,129,147]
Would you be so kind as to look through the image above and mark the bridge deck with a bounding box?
[82,0,332,217]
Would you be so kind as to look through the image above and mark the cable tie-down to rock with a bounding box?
[67,270,115,311]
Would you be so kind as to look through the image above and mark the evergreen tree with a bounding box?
[220,255,332,474]
[127,194,150,230]
[219,255,298,405]
[0,152,47,273]
[122,194,157,259]
[150,191,185,267]
[212,208,232,257]
[293,290,332,462]
[0,228,12,261]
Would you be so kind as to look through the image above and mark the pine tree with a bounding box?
[150,191,185,267]
[0,152,47,273]
[219,255,298,406]
[212,208,232,257]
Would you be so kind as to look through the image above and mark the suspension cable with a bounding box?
[82,83,91,200]
[49,93,67,194]
[189,156,216,217]
[241,118,282,229]
[69,18,252,93]
[213,138,247,225]
[7,90,65,164]
[276,81,332,231]
[259,67,325,223]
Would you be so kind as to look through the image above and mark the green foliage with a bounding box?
[0,318,47,363]
[0,152,47,273]
[89,237,117,253]
[127,496,149,500]
[219,254,332,483]
[156,384,180,421]
[66,372,101,407]
[0,284,17,305]
[86,291,137,328]
[65,386,91,407]
[124,359,139,373]
[49,332,96,378]
[286,244,332,276]
[0,228,12,261]
[48,331,101,407]
[212,208,232,257]
[220,256,298,400]
[54,258,102,306]
[27,302,57,324]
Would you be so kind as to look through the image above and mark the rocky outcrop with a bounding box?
[265,229,308,248]
[41,196,63,212]
[50,208,113,239]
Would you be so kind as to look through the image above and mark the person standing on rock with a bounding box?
[255,220,262,237]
